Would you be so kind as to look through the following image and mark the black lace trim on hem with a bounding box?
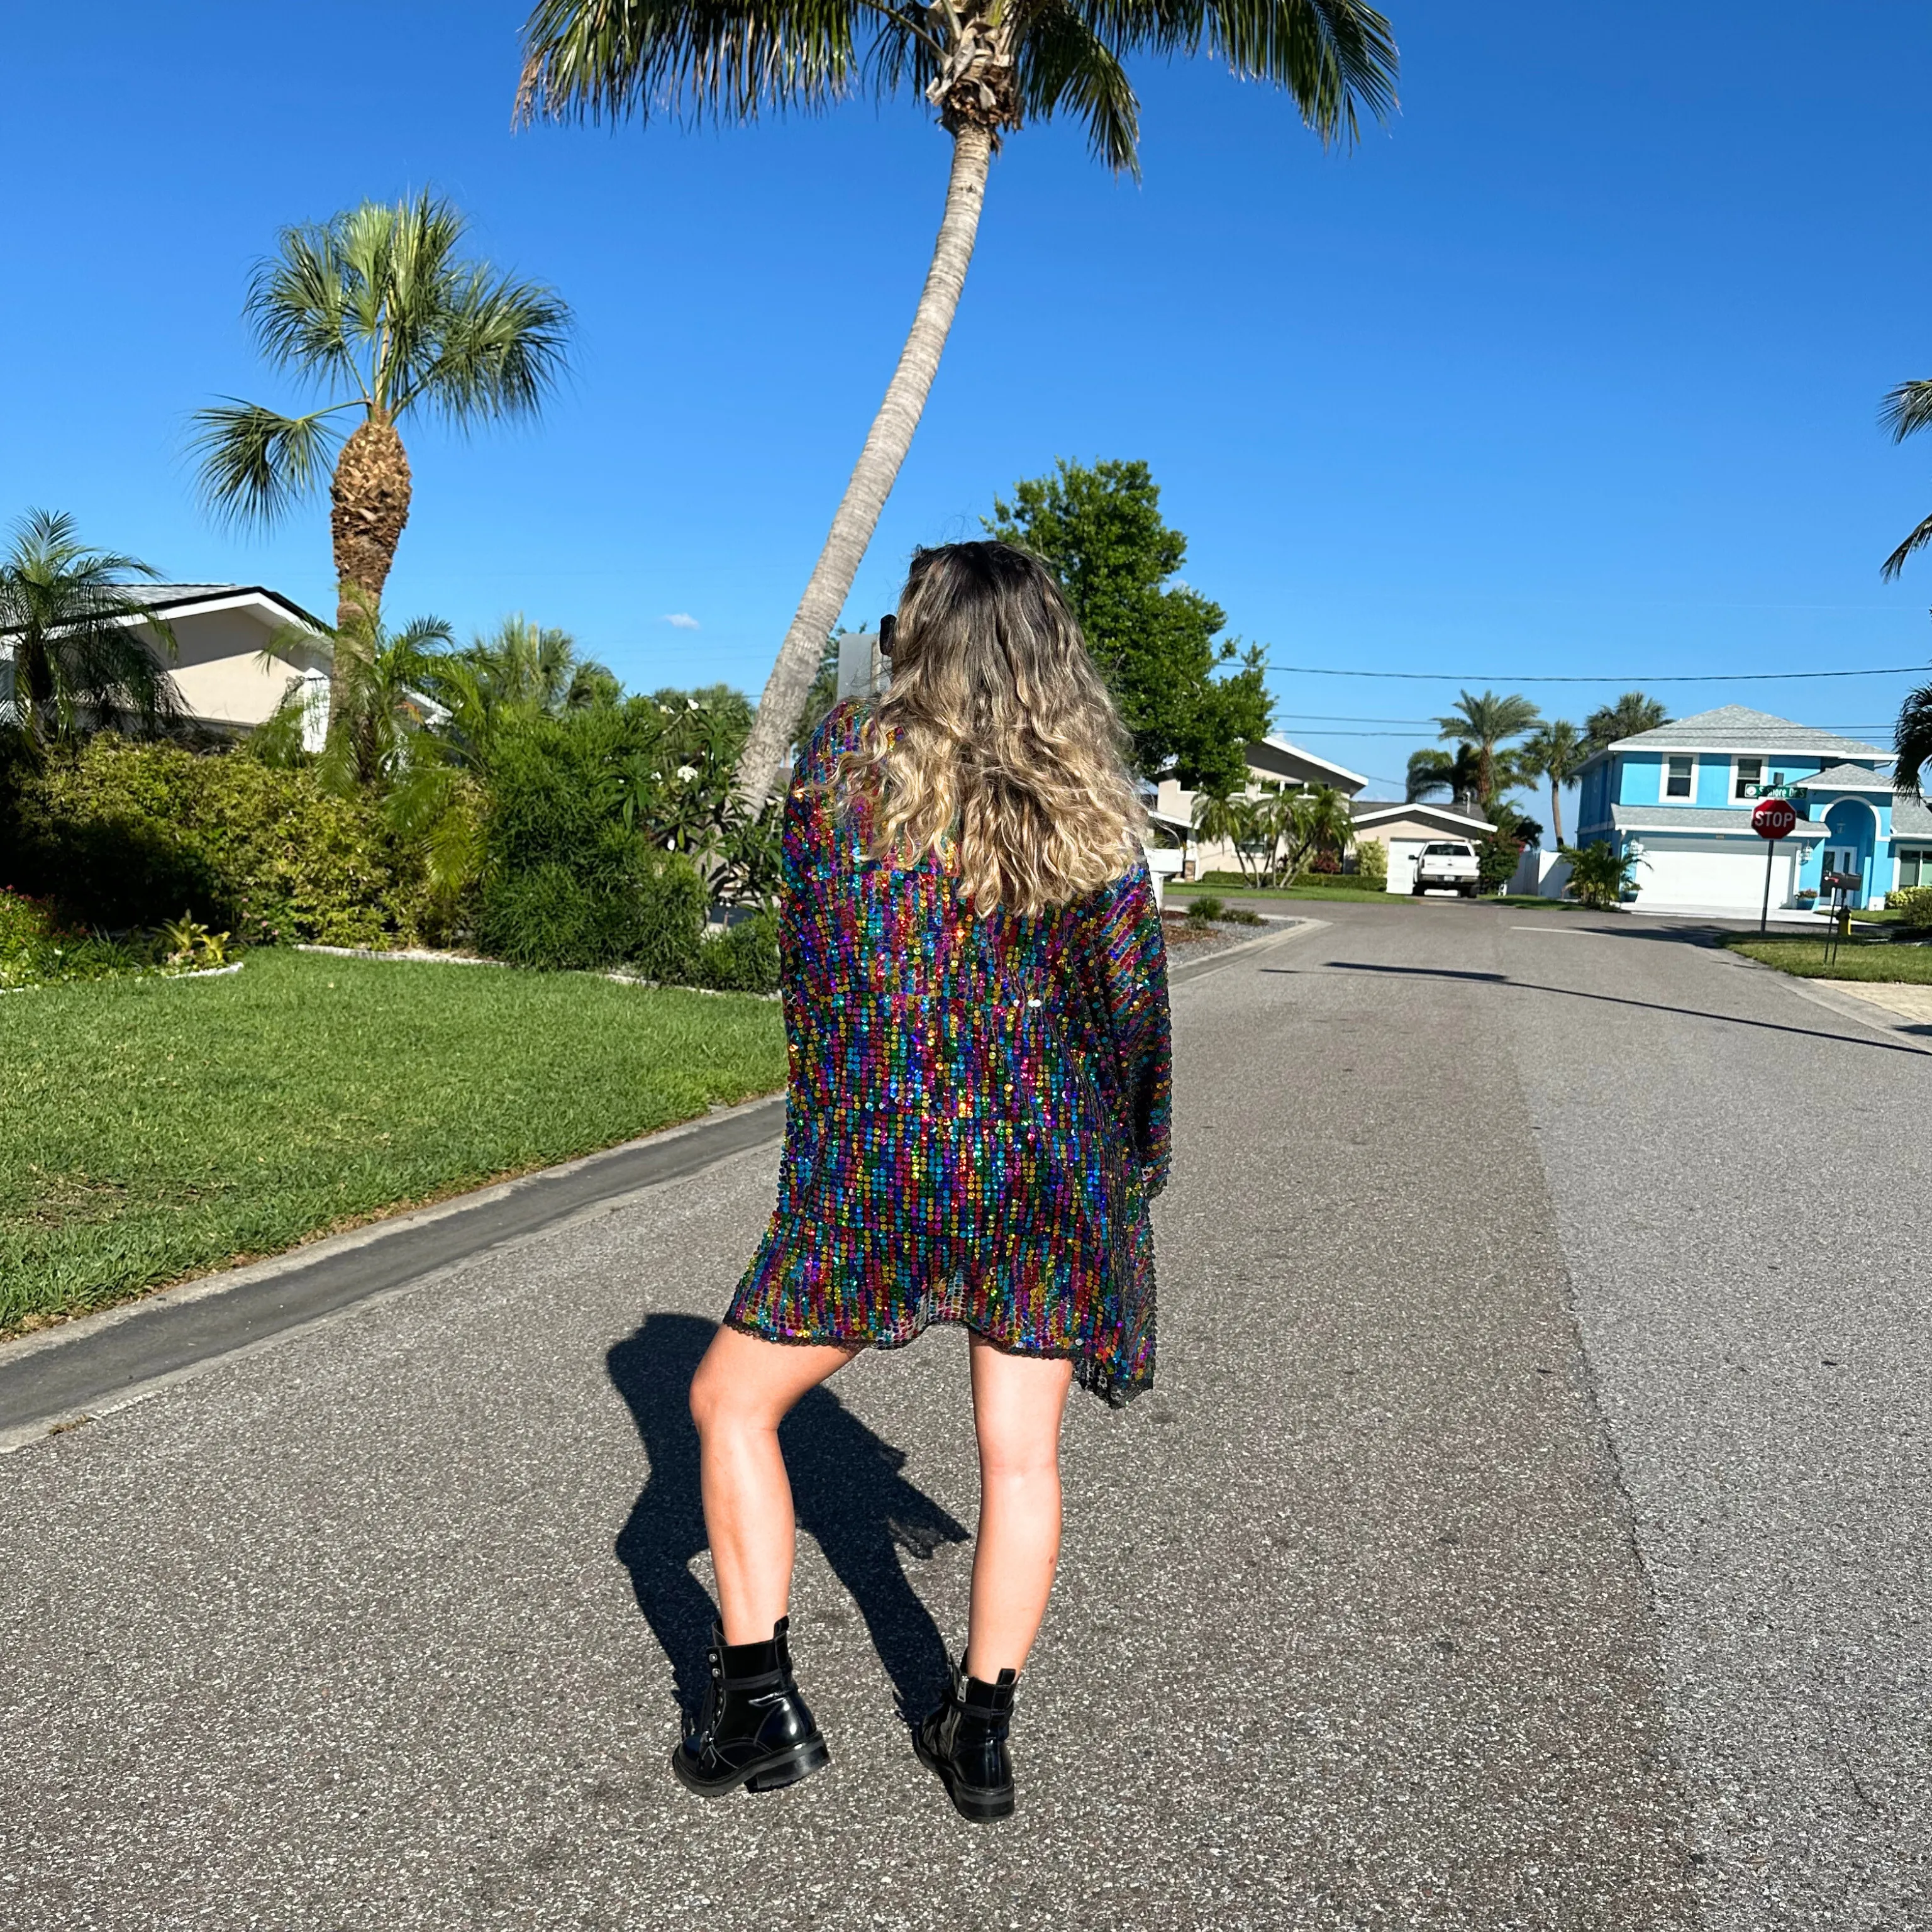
[718,1311,1149,1409]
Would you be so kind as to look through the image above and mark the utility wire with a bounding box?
[1263,663,1926,684]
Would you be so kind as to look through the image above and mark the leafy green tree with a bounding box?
[1435,689,1541,814]
[1583,691,1668,750]
[191,194,572,647]
[1518,718,1587,847]
[0,510,179,749]
[518,2,1397,811]
[987,458,1270,789]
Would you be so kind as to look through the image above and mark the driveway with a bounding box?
[1,904,1923,1929]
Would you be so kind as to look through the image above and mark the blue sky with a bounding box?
[7,1,1932,808]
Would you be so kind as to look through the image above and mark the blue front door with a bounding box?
[1823,800,1877,900]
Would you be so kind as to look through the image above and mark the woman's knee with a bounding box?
[977,1426,1061,1489]
[689,1357,757,1441]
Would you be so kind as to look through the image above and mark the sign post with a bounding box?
[1751,796,1797,934]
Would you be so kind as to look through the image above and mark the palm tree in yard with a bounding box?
[1517,718,1587,848]
[0,509,179,748]
[1434,689,1541,813]
[1405,743,1484,811]
[1582,689,1668,750]
[192,194,572,663]
[1879,377,1932,580]
[518,2,1399,811]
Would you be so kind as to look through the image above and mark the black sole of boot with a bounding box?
[912,1733,1014,1823]
[670,1737,830,1798]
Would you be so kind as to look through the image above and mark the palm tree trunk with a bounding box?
[331,411,413,633]
[1549,779,1564,848]
[733,126,994,813]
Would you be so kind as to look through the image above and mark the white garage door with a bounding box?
[1385,839,1428,893]
[1632,839,1796,911]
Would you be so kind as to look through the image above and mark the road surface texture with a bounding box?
[2,904,1924,1930]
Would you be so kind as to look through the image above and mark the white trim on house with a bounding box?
[1660,752,1697,802]
[1352,801,1495,836]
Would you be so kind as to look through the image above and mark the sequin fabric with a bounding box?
[724,702,1172,1406]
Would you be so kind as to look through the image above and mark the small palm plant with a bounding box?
[1896,680,1932,803]
[191,194,572,653]
[0,510,179,748]
[518,1,1399,810]
[1518,719,1587,847]
[1559,838,1641,909]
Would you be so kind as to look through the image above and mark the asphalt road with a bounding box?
[2,904,1924,1929]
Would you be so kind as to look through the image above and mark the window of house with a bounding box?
[1901,850,1931,889]
[1734,757,1762,798]
[1664,755,1694,799]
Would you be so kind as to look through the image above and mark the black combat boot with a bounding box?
[671,1616,830,1797]
[914,1657,1018,1821]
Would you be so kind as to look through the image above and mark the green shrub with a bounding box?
[1355,837,1388,887]
[1196,870,1250,889]
[7,738,421,946]
[0,884,207,989]
[1290,869,1383,891]
[477,711,708,974]
[691,912,780,994]
[1187,894,1225,923]
[1887,886,1932,928]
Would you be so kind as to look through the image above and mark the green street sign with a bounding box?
[1741,782,1795,799]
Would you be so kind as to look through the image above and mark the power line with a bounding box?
[1263,663,1926,684]
[1274,710,1896,731]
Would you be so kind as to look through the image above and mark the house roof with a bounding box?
[109,583,329,633]
[1610,803,1831,839]
[1893,791,1932,839]
[1797,762,1894,792]
[1248,736,1368,795]
[1351,799,1496,835]
[1600,705,1890,759]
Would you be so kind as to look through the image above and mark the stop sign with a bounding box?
[1752,797,1797,840]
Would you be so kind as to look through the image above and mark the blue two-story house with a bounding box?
[1573,705,1929,913]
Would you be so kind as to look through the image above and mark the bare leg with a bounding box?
[689,1326,857,1645]
[963,1334,1075,1679]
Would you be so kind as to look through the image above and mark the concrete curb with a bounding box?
[0,1092,787,1453]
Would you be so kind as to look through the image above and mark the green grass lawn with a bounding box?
[1,948,786,1335]
[1726,935,1932,982]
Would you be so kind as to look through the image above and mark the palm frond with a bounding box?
[1880,378,1932,443]
[1895,682,1932,796]
[189,400,347,529]
[1881,511,1932,583]
[245,222,363,392]
[517,0,867,126]
[1018,6,1141,170]
[400,266,574,425]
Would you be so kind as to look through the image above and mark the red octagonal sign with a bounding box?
[1752,797,1797,840]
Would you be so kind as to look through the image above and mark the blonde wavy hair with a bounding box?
[836,541,1145,917]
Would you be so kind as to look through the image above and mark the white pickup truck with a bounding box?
[1410,840,1481,898]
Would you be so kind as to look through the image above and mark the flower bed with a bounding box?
[0,887,233,990]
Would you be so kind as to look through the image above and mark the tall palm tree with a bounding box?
[1583,690,1668,750]
[1896,680,1932,801]
[0,509,179,748]
[1434,689,1541,813]
[518,1,1399,811]
[1405,743,1485,810]
[1517,718,1587,848]
[1879,377,1932,579]
[192,194,573,654]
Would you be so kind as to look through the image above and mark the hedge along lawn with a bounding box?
[1,947,787,1335]
[1725,936,1932,983]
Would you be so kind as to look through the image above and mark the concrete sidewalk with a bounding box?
[2,904,1923,1928]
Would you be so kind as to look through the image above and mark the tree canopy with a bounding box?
[986,458,1270,792]
[1584,691,1669,748]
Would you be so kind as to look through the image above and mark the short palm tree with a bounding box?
[518,1,1399,811]
[0,509,179,748]
[192,194,572,656]
[1288,783,1355,879]
[1582,690,1668,750]
[1879,377,1932,579]
[1435,689,1541,813]
[309,596,458,794]
[1517,718,1587,847]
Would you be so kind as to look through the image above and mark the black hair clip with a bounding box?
[879,614,897,658]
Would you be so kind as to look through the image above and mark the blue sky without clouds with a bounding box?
[7,2,1932,805]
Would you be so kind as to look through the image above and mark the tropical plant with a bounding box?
[1435,689,1541,813]
[0,510,179,748]
[1895,678,1932,801]
[517,2,1399,811]
[1354,835,1387,886]
[1289,783,1356,879]
[465,613,617,716]
[1879,377,1932,579]
[1404,743,1484,809]
[1517,718,1588,848]
[1559,838,1643,909]
[1583,690,1668,750]
[191,194,572,650]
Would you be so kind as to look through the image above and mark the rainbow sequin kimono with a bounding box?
[725,703,1172,1406]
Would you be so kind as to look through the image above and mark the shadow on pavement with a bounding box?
[606,1313,969,1724]
[1291,960,1931,1057]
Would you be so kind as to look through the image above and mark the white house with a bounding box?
[1,582,331,744]
[1346,798,1499,892]
[1157,736,1371,875]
